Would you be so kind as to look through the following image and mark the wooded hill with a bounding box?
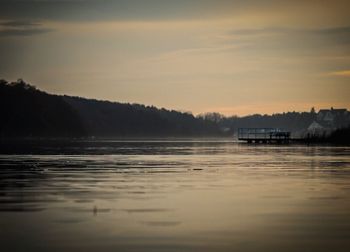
[1,79,349,139]
[0,79,220,137]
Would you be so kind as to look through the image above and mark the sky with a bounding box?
[0,0,350,116]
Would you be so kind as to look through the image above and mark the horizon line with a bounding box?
[2,78,349,118]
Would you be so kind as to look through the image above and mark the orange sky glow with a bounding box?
[0,0,349,116]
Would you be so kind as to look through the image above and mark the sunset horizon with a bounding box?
[2,77,349,117]
[1,0,350,116]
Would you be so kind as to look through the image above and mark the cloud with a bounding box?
[329,70,350,77]
[226,26,350,53]
[0,20,53,37]
[317,26,350,35]
[0,0,233,21]
[0,0,347,23]
[0,20,40,27]
[230,27,292,36]
[230,26,350,38]
[0,28,52,37]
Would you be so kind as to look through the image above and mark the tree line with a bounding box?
[1,79,349,139]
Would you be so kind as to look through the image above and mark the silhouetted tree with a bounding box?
[310,107,316,114]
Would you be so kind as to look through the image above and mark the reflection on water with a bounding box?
[0,140,350,251]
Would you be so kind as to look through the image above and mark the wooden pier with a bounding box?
[238,128,291,144]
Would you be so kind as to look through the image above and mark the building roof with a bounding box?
[308,121,324,131]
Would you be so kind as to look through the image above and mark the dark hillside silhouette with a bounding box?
[219,112,316,134]
[199,109,349,137]
[0,79,86,137]
[0,79,221,138]
[63,96,220,137]
[1,79,348,139]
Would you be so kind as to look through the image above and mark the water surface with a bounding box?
[1,140,350,251]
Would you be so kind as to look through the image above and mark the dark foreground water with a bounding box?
[0,140,350,252]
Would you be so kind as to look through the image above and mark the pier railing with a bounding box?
[238,128,291,143]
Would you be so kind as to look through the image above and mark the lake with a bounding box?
[0,139,350,251]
